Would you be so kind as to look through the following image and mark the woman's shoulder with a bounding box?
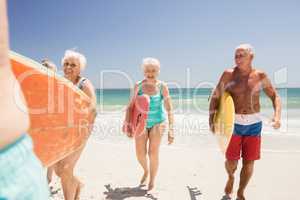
[135,80,145,89]
[136,79,145,85]
[80,76,89,82]
[158,80,168,88]
[79,77,94,90]
[157,80,170,97]
[134,80,143,92]
[77,77,87,87]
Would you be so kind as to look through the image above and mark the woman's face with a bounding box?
[143,65,159,81]
[63,57,81,80]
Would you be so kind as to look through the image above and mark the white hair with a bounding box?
[235,43,255,55]
[61,50,87,71]
[142,57,160,71]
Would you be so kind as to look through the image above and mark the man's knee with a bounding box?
[242,160,255,172]
[225,160,238,174]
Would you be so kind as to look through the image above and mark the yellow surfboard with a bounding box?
[213,92,235,153]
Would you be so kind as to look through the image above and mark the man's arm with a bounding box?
[209,69,231,133]
[261,72,281,129]
[0,0,9,67]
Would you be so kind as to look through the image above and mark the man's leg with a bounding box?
[237,160,255,200]
[237,134,260,199]
[224,160,238,196]
[224,134,242,198]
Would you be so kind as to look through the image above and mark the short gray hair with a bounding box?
[61,50,87,71]
[235,43,255,55]
[142,57,160,71]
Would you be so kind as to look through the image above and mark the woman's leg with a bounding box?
[47,165,54,183]
[54,146,85,200]
[148,123,165,190]
[135,130,149,185]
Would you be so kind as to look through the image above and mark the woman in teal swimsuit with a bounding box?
[124,57,174,191]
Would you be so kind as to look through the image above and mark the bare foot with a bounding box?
[140,172,148,185]
[147,181,154,191]
[237,189,246,200]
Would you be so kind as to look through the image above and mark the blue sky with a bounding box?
[8,0,300,88]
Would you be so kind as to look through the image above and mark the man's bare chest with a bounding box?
[227,74,261,95]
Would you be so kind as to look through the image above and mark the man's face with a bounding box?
[235,49,253,68]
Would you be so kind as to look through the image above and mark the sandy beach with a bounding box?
[49,114,300,200]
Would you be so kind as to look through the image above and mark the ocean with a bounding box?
[96,88,300,111]
[92,88,300,139]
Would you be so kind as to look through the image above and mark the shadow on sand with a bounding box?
[104,184,158,200]
[187,186,202,200]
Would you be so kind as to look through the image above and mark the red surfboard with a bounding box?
[123,94,150,137]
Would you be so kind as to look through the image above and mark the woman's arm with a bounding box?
[124,83,138,123]
[162,82,174,144]
[122,83,139,137]
[82,79,97,123]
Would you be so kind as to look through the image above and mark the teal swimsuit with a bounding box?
[0,134,50,199]
[137,81,166,128]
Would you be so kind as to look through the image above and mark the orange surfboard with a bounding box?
[10,51,93,167]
